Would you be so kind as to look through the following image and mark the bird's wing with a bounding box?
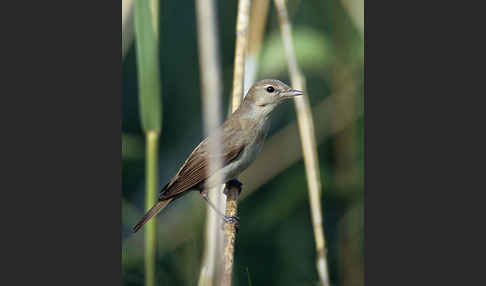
[159,128,245,200]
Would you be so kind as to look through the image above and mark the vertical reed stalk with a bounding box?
[221,185,239,286]
[134,1,162,286]
[195,0,225,285]
[222,1,251,285]
[273,1,330,285]
[230,0,251,111]
[144,131,159,286]
[244,0,270,92]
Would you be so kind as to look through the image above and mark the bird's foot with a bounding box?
[224,178,243,195]
[222,215,240,232]
[224,215,240,224]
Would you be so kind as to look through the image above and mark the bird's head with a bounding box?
[244,79,303,108]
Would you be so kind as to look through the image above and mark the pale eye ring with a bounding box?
[266,86,275,93]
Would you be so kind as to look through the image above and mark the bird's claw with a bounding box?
[224,215,240,224]
[221,215,240,232]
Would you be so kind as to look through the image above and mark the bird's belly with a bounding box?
[221,149,257,182]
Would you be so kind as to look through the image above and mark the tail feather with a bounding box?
[132,198,173,233]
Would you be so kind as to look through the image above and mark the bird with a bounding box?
[132,79,303,233]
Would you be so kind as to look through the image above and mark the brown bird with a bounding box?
[132,79,303,233]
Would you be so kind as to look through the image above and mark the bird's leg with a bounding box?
[200,191,227,219]
[200,191,240,231]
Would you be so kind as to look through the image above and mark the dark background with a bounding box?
[123,0,363,285]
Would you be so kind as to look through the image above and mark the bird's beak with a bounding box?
[281,89,304,99]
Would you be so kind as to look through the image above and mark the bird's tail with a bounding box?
[132,198,174,233]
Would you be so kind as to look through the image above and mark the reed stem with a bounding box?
[134,1,162,286]
[222,0,251,285]
[273,0,331,285]
[221,185,239,286]
[230,0,251,111]
[144,131,159,286]
[195,0,225,284]
[244,0,270,92]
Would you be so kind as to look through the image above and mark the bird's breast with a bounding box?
[236,118,270,170]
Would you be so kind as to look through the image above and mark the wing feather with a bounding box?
[159,130,245,200]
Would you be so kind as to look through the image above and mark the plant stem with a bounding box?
[244,0,270,92]
[222,0,251,285]
[230,0,251,111]
[273,0,330,285]
[221,185,239,286]
[144,130,159,286]
[134,1,162,286]
[195,0,225,284]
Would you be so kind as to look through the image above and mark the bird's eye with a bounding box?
[266,86,275,93]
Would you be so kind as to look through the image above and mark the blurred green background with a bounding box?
[122,0,363,285]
